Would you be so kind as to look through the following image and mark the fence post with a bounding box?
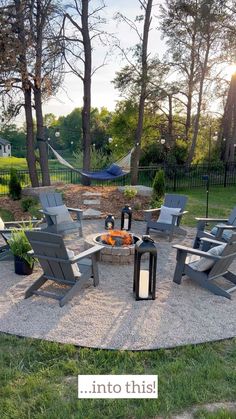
[224,163,227,187]
[173,168,177,191]
[70,170,73,184]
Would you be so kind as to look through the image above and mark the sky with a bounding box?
[39,0,166,121]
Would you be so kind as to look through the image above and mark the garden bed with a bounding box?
[0,184,151,221]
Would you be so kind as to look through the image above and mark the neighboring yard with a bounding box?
[0,156,68,170]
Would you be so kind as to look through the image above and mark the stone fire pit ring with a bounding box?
[84,232,141,264]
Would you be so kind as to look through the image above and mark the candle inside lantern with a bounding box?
[123,218,129,230]
[139,270,149,299]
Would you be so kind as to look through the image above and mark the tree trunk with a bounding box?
[34,88,50,185]
[131,0,153,185]
[186,37,210,165]
[167,94,173,145]
[221,73,236,164]
[81,0,92,186]
[185,33,196,142]
[34,0,50,186]
[24,87,39,187]
[14,0,39,187]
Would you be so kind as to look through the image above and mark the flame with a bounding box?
[101,230,132,246]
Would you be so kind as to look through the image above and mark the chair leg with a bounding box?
[168,228,174,242]
[0,248,13,261]
[25,275,47,299]
[76,213,83,237]
[223,271,236,285]
[59,277,87,307]
[146,225,150,235]
[173,250,186,284]
[191,274,232,299]
[91,253,99,286]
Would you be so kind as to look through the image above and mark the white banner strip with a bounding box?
[78,375,158,399]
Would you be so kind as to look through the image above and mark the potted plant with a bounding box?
[8,228,34,275]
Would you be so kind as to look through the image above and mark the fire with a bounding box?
[101,230,133,246]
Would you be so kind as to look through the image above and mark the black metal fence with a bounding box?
[1,162,236,196]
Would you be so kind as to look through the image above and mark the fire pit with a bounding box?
[97,230,134,247]
[84,230,141,264]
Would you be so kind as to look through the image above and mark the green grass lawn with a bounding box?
[0,156,28,170]
[0,156,75,170]
[180,185,236,227]
[0,334,236,419]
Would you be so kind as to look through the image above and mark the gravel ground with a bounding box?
[0,220,236,350]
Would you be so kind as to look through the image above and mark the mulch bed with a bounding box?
[0,185,151,222]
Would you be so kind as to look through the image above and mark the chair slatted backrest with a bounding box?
[40,192,63,210]
[164,194,187,211]
[209,234,236,279]
[26,231,75,283]
[228,207,236,225]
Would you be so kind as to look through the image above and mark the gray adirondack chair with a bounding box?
[144,194,188,241]
[193,206,236,249]
[0,217,41,261]
[173,235,236,299]
[25,230,103,307]
[39,192,83,236]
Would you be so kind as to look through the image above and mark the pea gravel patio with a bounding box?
[0,220,236,350]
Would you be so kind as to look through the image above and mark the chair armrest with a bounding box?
[4,219,42,227]
[70,245,104,263]
[67,207,83,214]
[144,208,161,214]
[0,227,41,234]
[195,217,228,222]
[200,237,225,246]
[172,244,220,260]
[0,228,13,233]
[169,211,188,226]
[170,210,188,219]
[178,211,188,216]
[173,244,236,262]
[215,224,236,230]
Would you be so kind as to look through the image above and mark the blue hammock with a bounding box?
[79,166,128,181]
[48,144,132,181]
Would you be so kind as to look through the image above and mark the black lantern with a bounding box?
[133,235,157,300]
[105,214,115,230]
[121,205,132,231]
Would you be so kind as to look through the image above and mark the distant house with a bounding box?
[0,138,11,157]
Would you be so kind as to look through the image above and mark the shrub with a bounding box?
[123,186,138,200]
[21,197,38,212]
[150,196,164,209]
[9,168,22,200]
[152,169,165,201]
[133,201,142,211]
[28,206,41,219]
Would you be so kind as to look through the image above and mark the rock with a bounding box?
[83,208,102,219]
[82,191,102,196]
[118,185,152,197]
[22,184,63,197]
[83,199,100,205]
